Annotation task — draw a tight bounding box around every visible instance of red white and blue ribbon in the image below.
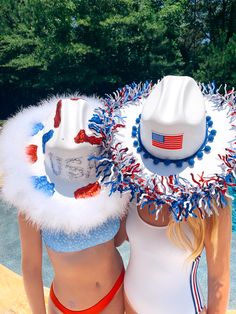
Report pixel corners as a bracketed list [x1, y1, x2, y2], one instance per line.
[190, 256, 205, 313]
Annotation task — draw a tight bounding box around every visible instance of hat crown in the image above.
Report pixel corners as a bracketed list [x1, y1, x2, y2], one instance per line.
[142, 76, 205, 124]
[43, 98, 100, 187]
[46, 98, 97, 150]
[140, 76, 206, 160]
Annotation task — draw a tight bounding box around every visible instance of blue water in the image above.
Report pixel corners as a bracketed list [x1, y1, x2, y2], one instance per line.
[0, 199, 235, 309]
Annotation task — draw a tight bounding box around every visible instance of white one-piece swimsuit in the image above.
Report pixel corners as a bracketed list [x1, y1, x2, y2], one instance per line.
[124, 204, 205, 314]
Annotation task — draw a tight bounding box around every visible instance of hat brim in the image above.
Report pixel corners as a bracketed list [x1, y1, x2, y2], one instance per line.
[117, 98, 234, 180]
[89, 82, 235, 220]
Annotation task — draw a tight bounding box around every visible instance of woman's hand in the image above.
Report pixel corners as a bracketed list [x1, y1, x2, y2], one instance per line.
[18, 213, 47, 314]
[204, 203, 232, 314]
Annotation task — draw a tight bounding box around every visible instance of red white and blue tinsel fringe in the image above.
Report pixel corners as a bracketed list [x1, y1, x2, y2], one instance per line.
[89, 81, 236, 221]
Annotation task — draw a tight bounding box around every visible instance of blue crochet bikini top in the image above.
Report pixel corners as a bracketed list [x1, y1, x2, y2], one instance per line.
[41, 218, 120, 253]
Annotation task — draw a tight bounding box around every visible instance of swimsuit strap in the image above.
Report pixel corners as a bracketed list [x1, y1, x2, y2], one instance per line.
[50, 267, 125, 313]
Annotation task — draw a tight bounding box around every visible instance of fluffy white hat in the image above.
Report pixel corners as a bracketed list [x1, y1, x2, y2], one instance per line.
[89, 76, 236, 220]
[0, 95, 129, 233]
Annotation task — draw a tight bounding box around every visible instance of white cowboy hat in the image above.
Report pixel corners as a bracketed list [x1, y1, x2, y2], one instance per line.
[89, 76, 236, 220]
[0, 96, 128, 233]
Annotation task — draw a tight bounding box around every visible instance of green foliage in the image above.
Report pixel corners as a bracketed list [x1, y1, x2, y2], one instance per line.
[195, 33, 236, 87]
[0, 0, 235, 118]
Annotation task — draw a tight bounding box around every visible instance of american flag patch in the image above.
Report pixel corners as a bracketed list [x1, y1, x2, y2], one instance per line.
[152, 131, 183, 150]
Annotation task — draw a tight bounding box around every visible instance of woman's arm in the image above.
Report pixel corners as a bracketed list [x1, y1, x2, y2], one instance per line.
[204, 204, 232, 314]
[114, 215, 128, 247]
[18, 213, 47, 314]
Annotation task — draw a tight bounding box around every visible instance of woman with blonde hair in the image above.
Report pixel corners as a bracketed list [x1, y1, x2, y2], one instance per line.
[0, 96, 128, 314]
[90, 76, 234, 313]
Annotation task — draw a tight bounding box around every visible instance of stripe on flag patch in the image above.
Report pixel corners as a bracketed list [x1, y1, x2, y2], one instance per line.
[152, 131, 183, 150]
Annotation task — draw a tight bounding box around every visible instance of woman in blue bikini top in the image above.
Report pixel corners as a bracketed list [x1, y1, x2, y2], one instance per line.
[0, 96, 128, 314]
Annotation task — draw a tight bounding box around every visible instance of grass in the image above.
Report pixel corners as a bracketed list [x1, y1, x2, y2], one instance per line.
[0, 120, 5, 127]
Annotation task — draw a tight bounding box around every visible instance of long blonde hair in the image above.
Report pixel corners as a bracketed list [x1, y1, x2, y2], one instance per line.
[167, 209, 220, 261]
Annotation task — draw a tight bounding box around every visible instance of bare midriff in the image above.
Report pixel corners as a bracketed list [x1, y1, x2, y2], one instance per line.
[47, 239, 124, 311]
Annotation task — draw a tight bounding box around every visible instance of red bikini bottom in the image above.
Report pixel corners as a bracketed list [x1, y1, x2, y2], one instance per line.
[50, 267, 125, 313]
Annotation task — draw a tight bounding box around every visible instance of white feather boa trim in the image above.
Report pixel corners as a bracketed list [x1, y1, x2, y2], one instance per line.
[0, 95, 129, 233]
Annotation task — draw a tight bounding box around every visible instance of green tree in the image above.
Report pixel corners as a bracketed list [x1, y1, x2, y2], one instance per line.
[195, 33, 236, 87]
[0, 0, 184, 118]
[0, 0, 235, 118]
